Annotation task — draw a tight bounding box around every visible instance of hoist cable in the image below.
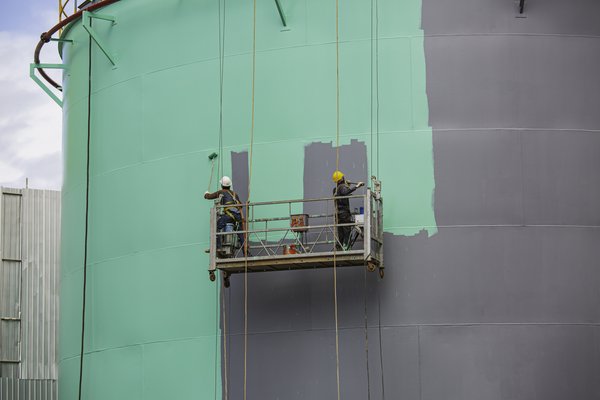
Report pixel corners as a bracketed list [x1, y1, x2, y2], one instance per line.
[364, 1, 375, 397]
[77, 19, 93, 400]
[375, 0, 380, 177]
[213, 271, 219, 400]
[333, 0, 342, 399]
[378, 285, 385, 400]
[364, 266, 372, 400]
[373, 0, 385, 395]
[370, 0, 374, 177]
[214, 2, 228, 398]
[217, 0, 227, 182]
[221, 275, 230, 400]
[243, 0, 257, 398]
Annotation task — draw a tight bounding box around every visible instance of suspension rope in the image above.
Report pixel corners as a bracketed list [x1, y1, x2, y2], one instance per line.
[364, 266, 372, 399]
[217, 0, 226, 182]
[77, 18, 93, 400]
[213, 276, 218, 400]
[364, 1, 375, 397]
[375, 0, 380, 177]
[243, 0, 257, 398]
[333, 0, 342, 399]
[214, 2, 228, 399]
[378, 284, 385, 400]
[221, 275, 229, 400]
[373, 1, 385, 397]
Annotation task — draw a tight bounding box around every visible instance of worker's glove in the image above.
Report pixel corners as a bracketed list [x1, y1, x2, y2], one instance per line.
[356, 182, 365, 188]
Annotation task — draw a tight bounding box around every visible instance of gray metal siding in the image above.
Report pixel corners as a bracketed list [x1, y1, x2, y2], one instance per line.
[0, 378, 57, 400]
[1, 190, 23, 377]
[0, 188, 60, 385]
[1, 191, 22, 261]
[20, 189, 61, 380]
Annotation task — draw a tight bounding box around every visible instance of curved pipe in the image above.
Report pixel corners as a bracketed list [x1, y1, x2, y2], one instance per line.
[33, 0, 120, 90]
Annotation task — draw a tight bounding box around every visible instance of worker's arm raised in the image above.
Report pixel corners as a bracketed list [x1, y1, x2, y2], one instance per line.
[204, 190, 222, 200]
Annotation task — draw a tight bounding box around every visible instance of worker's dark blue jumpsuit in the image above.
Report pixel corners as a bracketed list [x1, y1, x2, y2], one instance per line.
[205, 189, 245, 249]
[333, 181, 358, 250]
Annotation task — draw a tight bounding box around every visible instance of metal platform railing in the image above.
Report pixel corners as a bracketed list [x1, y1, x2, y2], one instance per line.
[208, 180, 383, 286]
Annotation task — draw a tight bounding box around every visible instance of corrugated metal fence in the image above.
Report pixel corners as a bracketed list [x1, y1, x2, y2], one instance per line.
[0, 188, 60, 400]
[0, 378, 57, 400]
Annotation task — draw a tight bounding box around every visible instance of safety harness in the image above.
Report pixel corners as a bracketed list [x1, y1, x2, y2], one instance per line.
[221, 189, 241, 219]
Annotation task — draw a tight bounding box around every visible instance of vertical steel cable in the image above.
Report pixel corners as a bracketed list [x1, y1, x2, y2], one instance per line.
[217, 0, 227, 182]
[364, 267, 372, 400]
[365, 0, 375, 395]
[243, 0, 257, 398]
[214, 3, 225, 397]
[375, 0, 380, 178]
[221, 275, 229, 400]
[373, 0, 385, 396]
[77, 17, 93, 400]
[333, 0, 342, 399]
[370, 0, 374, 177]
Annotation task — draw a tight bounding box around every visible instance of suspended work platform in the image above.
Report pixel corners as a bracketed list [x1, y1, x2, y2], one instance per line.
[208, 178, 383, 286]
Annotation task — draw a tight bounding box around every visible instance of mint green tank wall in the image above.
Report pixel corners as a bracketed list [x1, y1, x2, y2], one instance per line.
[58, 0, 436, 399]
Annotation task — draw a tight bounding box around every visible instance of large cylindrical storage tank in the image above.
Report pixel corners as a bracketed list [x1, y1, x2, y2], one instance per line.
[57, 0, 600, 399]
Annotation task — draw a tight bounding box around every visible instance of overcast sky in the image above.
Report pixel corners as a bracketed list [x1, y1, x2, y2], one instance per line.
[0, 0, 62, 190]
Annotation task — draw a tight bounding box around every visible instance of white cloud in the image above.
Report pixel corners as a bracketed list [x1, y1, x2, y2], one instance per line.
[0, 31, 62, 190]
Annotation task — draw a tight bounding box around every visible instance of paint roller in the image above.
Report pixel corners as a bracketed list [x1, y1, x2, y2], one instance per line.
[206, 152, 219, 191]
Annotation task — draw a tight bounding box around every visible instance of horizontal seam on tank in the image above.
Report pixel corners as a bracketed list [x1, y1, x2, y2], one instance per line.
[88, 243, 208, 266]
[60, 243, 207, 278]
[110, 130, 431, 170]
[59, 33, 599, 98]
[224, 322, 600, 337]
[69, 35, 426, 93]
[424, 32, 600, 39]
[432, 128, 600, 133]
[58, 336, 218, 360]
[93, 133, 377, 175]
[68, 130, 434, 181]
[387, 224, 600, 229]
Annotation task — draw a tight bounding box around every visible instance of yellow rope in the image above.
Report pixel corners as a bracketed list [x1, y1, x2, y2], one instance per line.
[243, 0, 257, 398]
[221, 277, 229, 400]
[333, 0, 341, 399]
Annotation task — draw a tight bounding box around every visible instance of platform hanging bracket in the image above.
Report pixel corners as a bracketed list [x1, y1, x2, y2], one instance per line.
[274, 0, 289, 29]
[82, 11, 118, 68]
[30, 63, 68, 107]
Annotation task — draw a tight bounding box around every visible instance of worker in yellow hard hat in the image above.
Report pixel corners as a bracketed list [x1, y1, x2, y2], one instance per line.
[332, 171, 364, 251]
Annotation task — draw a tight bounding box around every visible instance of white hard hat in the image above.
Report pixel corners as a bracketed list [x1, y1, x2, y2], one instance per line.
[220, 176, 232, 187]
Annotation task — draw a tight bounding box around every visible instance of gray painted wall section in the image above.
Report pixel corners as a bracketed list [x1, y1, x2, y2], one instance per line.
[0, 188, 60, 398]
[221, 0, 600, 399]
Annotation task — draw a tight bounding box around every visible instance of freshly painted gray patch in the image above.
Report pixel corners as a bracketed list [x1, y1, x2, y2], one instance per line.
[421, 0, 600, 397]
[381, 228, 600, 325]
[434, 129, 600, 227]
[433, 130, 523, 226]
[221, 2, 600, 398]
[230, 151, 249, 203]
[424, 36, 600, 130]
[422, 0, 600, 36]
[522, 130, 600, 226]
[419, 325, 600, 400]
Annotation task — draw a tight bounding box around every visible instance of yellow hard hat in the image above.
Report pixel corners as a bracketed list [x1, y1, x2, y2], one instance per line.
[332, 170, 344, 183]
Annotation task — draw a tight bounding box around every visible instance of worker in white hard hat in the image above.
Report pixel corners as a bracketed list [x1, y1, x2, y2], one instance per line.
[332, 170, 364, 251]
[204, 176, 247, 255]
